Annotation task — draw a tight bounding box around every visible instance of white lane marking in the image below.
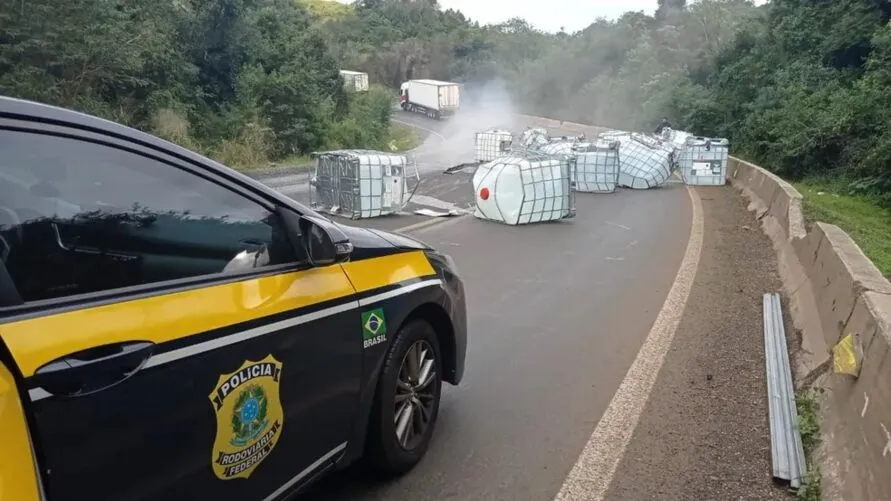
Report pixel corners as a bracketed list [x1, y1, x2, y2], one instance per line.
[391, 118, 445, 139]
[606, 221, 631, 231]
[862, 392, 870, 418]
[554, 185, 704, 501]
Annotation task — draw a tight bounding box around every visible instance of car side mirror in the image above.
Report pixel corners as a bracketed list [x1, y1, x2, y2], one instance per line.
[297, 215, 353, 266]
[276, 206, 352, 266]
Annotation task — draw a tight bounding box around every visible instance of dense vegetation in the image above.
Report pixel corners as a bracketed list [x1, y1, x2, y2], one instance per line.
[0, 0, 399, 168]
[305, 0, 891, 204]
[2, 0, 890, 204]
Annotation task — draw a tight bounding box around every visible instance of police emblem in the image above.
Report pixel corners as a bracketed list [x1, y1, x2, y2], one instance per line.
[209, 355, 284, 480]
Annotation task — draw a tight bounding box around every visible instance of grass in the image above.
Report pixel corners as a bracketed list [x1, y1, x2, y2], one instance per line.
[795, 390, 822, 501]
[795, 179, 891, 278]
[232, 121, 422, 171]
[386, 122, 422, 152]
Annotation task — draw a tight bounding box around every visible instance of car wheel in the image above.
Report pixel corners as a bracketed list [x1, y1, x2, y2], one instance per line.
[366, 319, 442, 475]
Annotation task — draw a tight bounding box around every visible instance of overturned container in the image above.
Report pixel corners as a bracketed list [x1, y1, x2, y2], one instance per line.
[570, 140, 621, 193]
[472, 149, 576, 225]
[539, 139, 578, 158]
[617, 133, 674, 189]
[475, 129, 513, 163]
[309, 150, 419, 219]
[519, 127, 551, 150]
[679, 137, 729, 186]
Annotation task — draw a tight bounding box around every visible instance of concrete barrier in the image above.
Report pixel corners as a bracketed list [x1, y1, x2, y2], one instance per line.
[518, 113, 891, 501]
[720, 152, 891, 501]
[727, 157, 806, 241]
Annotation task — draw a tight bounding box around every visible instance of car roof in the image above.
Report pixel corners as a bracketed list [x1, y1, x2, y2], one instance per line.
[0, 95, 319, 216]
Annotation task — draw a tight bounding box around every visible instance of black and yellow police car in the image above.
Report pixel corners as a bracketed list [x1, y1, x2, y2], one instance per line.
[0, 96, 467, 500]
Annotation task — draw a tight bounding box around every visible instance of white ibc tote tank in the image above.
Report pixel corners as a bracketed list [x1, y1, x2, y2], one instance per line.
[571, 140, 620, 193]
[472, 150, 575, 225]
[310, 150, 415, 218]
[616, 134, 674, 189]
[474, 129, 513, 162]
[539, 139, 577, 158]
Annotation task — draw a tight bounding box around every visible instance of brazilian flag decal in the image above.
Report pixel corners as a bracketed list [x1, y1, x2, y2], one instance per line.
[362, 308, 387, 349]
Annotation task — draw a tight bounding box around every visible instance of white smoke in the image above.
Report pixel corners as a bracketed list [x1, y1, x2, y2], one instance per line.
[426, 79, 522, 165]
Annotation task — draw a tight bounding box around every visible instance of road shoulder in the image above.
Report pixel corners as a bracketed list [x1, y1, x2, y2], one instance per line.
[603, 185, 792, 501]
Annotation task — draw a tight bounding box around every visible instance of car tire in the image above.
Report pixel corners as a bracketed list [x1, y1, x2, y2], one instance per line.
[365, 319, 442, 476]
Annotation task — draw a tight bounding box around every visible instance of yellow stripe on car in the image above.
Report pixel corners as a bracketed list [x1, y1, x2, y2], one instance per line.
[341, 251, 435, 292]
[1, 251, 435, 378]
[1, 266, 354, 378]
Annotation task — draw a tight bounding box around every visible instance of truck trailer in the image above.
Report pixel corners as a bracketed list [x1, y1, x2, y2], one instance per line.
[339, 70, 369, 92]
[399, 79, 460, 119]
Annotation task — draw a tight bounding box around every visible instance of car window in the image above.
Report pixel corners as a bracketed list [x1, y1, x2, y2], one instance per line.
[0, 130, 302, 303]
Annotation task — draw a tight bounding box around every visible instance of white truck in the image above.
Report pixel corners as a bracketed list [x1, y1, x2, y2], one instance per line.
[399, 79, 460, 119]
[339, 70, 369, 92]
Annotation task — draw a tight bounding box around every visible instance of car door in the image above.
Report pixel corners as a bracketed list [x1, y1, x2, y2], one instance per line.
[0, 126, 363, 501]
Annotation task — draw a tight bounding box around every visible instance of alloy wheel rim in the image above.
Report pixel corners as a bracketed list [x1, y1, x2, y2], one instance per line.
[394, 339, 437, 450]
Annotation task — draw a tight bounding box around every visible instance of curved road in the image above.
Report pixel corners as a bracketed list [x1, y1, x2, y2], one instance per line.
[301, 111, 694, 500]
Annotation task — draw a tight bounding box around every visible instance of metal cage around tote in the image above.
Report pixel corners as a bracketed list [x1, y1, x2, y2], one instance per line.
[309, 149, 420, 219]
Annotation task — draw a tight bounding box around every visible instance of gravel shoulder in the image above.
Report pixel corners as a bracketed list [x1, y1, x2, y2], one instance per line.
[603, 185, 793, 501]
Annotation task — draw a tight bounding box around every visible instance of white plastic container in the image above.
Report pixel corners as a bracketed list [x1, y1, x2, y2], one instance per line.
[679, 137, 729, 186]
[472, 150, 575, 225]
[475, 129, 513, 162]
[310, 150, 416, 219]
[616, 133, 673, 189]
[539, 139, 577, 158]
[571, 140, 620, 193]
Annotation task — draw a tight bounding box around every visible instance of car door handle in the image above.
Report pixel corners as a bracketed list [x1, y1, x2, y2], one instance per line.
[31, 341, 155, 398]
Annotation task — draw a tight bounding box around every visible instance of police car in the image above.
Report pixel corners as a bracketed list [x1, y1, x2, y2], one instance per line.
[0, 96, 467, 500]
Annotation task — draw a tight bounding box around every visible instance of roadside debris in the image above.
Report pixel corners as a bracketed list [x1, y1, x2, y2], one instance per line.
[832, 332, 863, 377]
[413, 208, 463, 217]
[763, 292, 807, 490]
[443, 162, 479, 174]
[472, 149, 575, 225]
[309, 149, 420, 219]
[519, 127, 551, 149]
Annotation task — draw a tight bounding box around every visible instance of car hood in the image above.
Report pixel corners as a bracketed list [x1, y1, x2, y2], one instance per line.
[334, 223, 430, 259]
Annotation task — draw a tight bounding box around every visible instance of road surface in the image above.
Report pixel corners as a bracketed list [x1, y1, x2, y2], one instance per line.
[293, 111, 697, 500]
[253, 110, 787, 500]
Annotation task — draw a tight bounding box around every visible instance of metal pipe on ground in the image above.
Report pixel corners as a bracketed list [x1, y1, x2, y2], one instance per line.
[763, 292, 807, 489]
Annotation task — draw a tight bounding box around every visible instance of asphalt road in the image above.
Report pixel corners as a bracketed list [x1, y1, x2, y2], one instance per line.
[296, 110, 695, 500]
